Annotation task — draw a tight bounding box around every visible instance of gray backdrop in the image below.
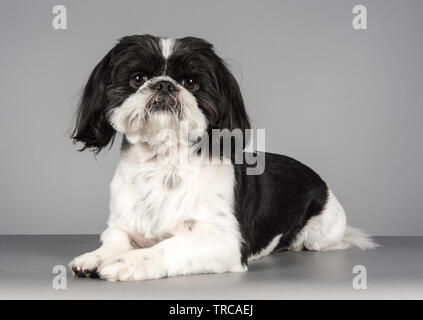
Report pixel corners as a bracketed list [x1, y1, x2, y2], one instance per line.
[1, 0, 422, 235]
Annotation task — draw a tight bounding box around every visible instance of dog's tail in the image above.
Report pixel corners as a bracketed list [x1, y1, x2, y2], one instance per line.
[337, 226, 379, 250]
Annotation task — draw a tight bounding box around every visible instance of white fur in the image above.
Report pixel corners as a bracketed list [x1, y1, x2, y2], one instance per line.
[160, 38, 175, 59]
[109, 76, 207, 146]
[69, 227, 133, 274]
[248, 234, 282, 262]
[341, 225, 379, 250]
[94, 149, 245, 281]
[289, 189, 377, 251]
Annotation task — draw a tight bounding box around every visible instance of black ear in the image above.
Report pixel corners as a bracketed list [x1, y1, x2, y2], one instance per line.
[72, 50, 115, 153]
[202, 56, 251, 158]
[214, 57, 251, 135]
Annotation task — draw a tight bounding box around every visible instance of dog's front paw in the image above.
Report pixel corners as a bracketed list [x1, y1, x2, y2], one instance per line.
[97, 250, 166, 282]
[69, 252, 102, 278]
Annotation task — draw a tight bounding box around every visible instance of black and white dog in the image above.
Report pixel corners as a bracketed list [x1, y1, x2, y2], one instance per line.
[70, 35, 376, 281]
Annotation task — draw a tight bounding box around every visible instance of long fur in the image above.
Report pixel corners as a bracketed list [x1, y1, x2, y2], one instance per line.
[341, 226, 380, 250]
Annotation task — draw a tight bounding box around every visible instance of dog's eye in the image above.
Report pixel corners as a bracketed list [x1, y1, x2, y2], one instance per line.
[181, 79, 199, 91]
[130, 73, 148, 89]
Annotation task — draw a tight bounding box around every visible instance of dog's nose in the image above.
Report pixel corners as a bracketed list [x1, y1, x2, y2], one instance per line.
[154, 80, 175, 93]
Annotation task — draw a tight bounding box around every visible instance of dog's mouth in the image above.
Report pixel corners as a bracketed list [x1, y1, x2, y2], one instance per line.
[147, 93, 179, 113]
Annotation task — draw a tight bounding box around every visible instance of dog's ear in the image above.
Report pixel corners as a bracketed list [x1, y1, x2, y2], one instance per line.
[208, 57, 251, 155]
[72, 50, 115, 153]
[213, 58, 251, 135]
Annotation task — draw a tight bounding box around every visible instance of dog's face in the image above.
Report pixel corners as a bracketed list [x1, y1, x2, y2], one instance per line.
[72, 35, 250, 152]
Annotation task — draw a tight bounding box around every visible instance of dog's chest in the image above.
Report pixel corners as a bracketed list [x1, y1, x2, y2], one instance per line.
[108, 155, 235, 239]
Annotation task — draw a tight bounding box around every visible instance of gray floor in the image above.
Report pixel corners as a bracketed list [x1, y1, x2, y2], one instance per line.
[0, 235, 422, 299]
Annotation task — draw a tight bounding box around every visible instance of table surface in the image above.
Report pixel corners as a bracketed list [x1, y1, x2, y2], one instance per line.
[0, 235, 422, 299]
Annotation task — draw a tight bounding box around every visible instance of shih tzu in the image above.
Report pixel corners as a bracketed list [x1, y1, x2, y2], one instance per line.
[69, 35, 376, 281]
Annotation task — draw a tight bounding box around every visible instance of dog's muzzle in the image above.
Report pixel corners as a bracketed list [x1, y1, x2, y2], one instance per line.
[148, 80, 179, 112]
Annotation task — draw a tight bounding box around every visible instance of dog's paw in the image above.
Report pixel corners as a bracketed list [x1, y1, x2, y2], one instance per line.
[97, 257, 130, 281]
[97, 250, 166, 282]
[69, 252, 102, 278]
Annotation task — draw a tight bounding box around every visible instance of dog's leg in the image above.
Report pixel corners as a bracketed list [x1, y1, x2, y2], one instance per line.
[69, 227, 133, 278]
[97, 227, 246, 281]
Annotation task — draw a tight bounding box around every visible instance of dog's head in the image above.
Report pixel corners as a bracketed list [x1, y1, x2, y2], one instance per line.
[72, 35, 250, 153]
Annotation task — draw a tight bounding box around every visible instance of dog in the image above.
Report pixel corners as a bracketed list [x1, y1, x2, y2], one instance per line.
[69, 35, 376, 281]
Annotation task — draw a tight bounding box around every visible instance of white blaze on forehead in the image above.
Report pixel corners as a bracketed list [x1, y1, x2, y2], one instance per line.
[160, 38, 175, 59]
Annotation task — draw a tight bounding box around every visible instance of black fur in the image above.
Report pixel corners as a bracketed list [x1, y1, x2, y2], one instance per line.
[234, 152, 328, 265]
[72, 49, 115, 152]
